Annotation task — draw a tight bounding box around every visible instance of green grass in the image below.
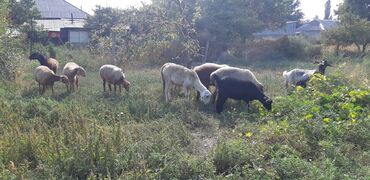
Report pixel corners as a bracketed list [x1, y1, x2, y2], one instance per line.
[0, 49, 369, 179]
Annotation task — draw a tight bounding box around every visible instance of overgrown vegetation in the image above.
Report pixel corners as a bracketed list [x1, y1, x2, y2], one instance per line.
[0, 0, 369, 179]
[0, 46, 369, 179]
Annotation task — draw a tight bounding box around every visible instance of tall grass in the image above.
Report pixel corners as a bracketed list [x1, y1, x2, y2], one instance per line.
[0, 47, 369, 179]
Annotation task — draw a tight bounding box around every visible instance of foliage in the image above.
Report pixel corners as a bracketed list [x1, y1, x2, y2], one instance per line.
[324, 0, 331, 19]
[325, 0, 370, 55]
[8, 0, 40, 32]
[0, 44, 369, 179]
[241, 36, 321, 61]
[85, 0, 303, 65]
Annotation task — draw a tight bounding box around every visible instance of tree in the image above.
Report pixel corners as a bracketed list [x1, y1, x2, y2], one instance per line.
[196, 0, 302, 60]
[337, 0, 369, 20]
[325, 0, 370, 56]
[8, 0, 40, 31]
[324, 0, 331, 19]
[0, 0, 8, 53]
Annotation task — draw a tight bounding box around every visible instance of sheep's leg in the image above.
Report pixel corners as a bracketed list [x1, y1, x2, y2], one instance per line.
[75, 78, 79, 90]
[216, 95, 227, 113]
[108, 83, 112, 91]
[103, 80, 106, 92]
[211, 88, 217, 104]
[164, 81, 171, 102]
[243, 100, 251, 111]
[38, 83, 42, 93]
[119, 84, 122, 93]
[51, 85, 54, 96]
[183, 86, 189, 100]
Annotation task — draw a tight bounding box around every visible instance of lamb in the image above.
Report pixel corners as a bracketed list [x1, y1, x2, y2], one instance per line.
[193, 63, 229, 99]
[62, 62, 86, 92]
[283, 60, 333, 90]
[160, 62, 212, 104]
[29, 52, 59, 73]
[99, 64, 130, 93]
[210, 66, 264, 92]
[213, 74, 272, 113]
[34, 65, 69, 95]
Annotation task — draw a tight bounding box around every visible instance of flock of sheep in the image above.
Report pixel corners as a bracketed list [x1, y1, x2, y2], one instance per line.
[29, 52, 333, 113]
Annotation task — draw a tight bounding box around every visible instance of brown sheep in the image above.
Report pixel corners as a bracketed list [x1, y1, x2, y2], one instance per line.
[29, 52, 59, 73]
[34, 65, 69, 95]
[62, 62, 86, 92]
[193, 63, 229, 100]
[99, 64, 130, 93]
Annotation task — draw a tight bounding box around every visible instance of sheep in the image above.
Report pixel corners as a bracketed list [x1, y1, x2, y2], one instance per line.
[34, 65, 69, 95]
[160, 62, 212, 104]
[99, 64, 130, 93]
[210, 66, 264, 92]
[283, 60, 333, 90]
[62, 62, 86, 92]
[29, 52, 59, 73]
[193, 63, 229, 100]
[213, 74, 272, 113]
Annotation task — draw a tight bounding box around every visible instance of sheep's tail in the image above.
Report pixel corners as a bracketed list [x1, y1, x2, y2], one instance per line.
[160, 64, 166, 95]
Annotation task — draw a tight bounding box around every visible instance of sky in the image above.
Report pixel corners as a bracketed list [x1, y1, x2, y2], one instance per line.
[66, 0, 343, 20]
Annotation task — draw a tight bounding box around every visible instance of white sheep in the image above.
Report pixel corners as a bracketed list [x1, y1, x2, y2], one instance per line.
[62, 62, 86, 92]
[34, 65, 69, 95]
[210, 66, 264, 92]
[99, 64, 130, 93]
[283, 60, 333, 90]
[160, 63, 212, 104]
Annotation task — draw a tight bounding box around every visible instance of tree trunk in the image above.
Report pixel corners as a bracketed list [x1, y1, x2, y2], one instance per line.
[355, 43, 361, 52]
[335, 43, 340, 56]
[202, 40, 210, 63]
[362, 43, 367, 53]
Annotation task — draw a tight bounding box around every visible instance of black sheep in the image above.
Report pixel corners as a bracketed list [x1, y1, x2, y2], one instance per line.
[213, 74, 272, 113]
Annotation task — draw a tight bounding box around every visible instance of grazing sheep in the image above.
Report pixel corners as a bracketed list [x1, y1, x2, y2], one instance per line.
[62, 62, 86, 92]
[99, 64, 130, 93]
[210, 66, 264, 92]
[193, 63, 229, 100]
[213, 74, 272, 113]
[34, 65, 69, 95]
[283, 60, 333, 90]
[29, 52, 59, 73]
[160, 62, 212, 104]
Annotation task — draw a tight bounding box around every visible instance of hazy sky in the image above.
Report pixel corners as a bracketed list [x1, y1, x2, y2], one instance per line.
[66, 0, 343, 20]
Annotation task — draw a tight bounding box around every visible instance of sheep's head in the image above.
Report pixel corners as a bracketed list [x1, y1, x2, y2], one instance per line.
[29, 52, 43, 60]
[123, 79, 130, 91]
[315, 60, 333, 74]
[200, 90, 212, 104]
[262, 97, 273, 111]
[59, 75, 70, 84]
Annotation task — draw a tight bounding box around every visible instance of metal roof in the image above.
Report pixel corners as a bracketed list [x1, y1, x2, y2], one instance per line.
[296, 20, 338, 32]
[35, 0, 89, 19]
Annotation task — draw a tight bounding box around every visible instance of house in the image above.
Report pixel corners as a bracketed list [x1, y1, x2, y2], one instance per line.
[254, 19, 338, 39]
[34, 0, 90, 44]
[295, 19, 338, 38]
[253, 21, 299, 39]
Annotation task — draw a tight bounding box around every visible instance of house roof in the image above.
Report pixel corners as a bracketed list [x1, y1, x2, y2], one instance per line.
[296, 20, 338, 32]
[35, 0, 89, 19]
[253, 21, 298, 36]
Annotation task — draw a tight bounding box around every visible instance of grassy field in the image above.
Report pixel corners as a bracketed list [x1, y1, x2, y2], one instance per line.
[0, 49, 369, 179]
